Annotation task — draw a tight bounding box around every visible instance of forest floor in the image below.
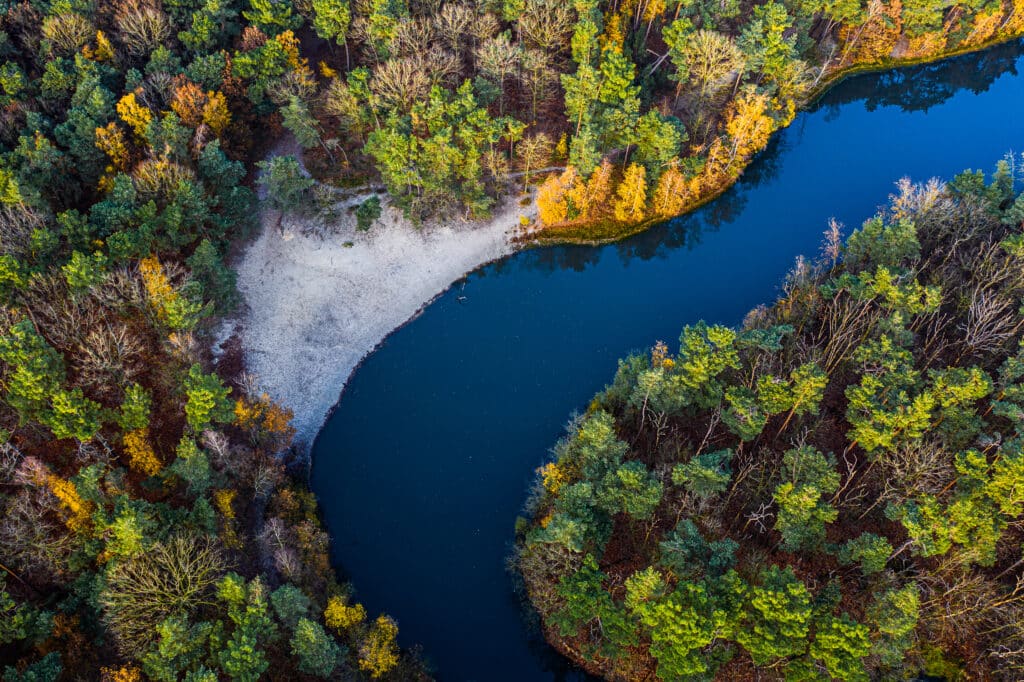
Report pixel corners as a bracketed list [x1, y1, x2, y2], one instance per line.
[224, 142, 532, 453]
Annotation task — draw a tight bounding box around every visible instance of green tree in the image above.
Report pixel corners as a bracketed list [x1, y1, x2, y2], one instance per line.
[671, 449, 733, 499]
[837, 533, 893, 575]
[809, 614, 871, 681]
[596, 460, 663, 519]
[271, 585, 311, 629]
[311, 0, 350, 45]
[738, 1, 796, 85]
[735, 566, 812, 664]
[659, 519, 738, 578]
[242, 0, 299, 34]
[773, 446, 839, 552]
[291, 618, 340, 678]
[630, 580, 725, 678]
[356, 195, 382, 231]
[257, 156, 313, 214]
[183, 364, 233, 433]
[551, 555, 638, 659]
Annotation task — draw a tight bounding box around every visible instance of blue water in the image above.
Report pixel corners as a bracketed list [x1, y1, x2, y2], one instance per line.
[311, 42, 1024, 681]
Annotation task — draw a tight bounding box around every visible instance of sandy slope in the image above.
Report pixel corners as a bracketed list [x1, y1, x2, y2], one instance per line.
[228, 182, 531, 453]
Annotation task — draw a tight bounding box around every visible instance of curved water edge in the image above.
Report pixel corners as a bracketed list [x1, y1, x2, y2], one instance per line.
[309, 41, 1024, 681]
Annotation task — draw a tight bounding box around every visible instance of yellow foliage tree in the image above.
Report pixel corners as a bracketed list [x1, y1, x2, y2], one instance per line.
[83, 30, 115, 61]
[95, 122, 130, 172]
[123, 427, 162, 476]
[726, 91, 773, 164]
[324, 595, 367, 631]
[275, 30, 306, 69]
[214, 489, 236, 519]
[359, 615, 400, 678]
[539, 462, 569, 495]
[613, 162, 647, 223]
[116, 92, 152, 138]
[171, 81, 208, 129]
[651, 163, 689, 218]
[965, 9, 1002, 45]
[202, 91, 231, 136]
[319, 61, 338, 78]
[567, 159, 612, 220]
[47, 474, 93, 534]
[139, 255, 178, 323]
[213, 488, 242, 548]
[234, 393, 296, 449]
[536, 168, 579, 226]
[100, 666, 142, 682]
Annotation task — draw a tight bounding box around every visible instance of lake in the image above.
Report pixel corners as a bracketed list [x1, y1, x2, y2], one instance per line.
[311, 40, 1024, 681]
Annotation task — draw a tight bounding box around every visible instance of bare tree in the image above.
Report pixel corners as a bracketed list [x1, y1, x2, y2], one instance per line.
[100, 534, 226, 656]
[517, 0, 573, 55]
[515, 132, 552, 190]
[114, 0, 172, 59]
[475, 33, 520, 114]
[370, 57, 430, 112]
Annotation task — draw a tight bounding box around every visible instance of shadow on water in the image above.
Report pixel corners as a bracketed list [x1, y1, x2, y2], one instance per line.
[818, 38, 1023, 114]
[311, 39, 1024, 682]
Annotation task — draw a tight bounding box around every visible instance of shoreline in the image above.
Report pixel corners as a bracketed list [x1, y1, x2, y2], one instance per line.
[226, 173, 531, 454]
[527, 32, 1024, 247]
[227, 34, 1023, 458]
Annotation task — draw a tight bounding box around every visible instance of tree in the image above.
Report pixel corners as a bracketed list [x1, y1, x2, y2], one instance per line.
[658, 519, 738, 578]
[280, 97, 322, 149]
[613, 163, 647, 223]
[475, 33, 520, 115]
[773, 446, 839, 552]
[311, 0, 350, 45]
[738, 1, 797, 85]
[838, 533, 893, 575]
[291, 618, 340, 678]
[115, 6, 171, 58]
[725, 90, 774, 165]
[681, 30, 744, 104]
[809, 614, 871, 681]
[536, 170, 575, 225]
[242, 0, 299, 35]
[2, 652, 62, 682]
[672, 449, 733, 499]
[187, 240, 238, 313]
[358, 615, 400, 678]
[629, 580, 724, 678]
[735, 566, 812, 664]
[515, 133, 552, 190]
[100, 535, 225, 656]
[596, 461, 663, 519]
[356, 196, 382, 231]
[270, 586, 311, 630]
[257, 156, 313, 213]
[551, 555, 638, 659]
[183, 364, 233, 433]
[324, 596, 366, 631]
[651, 163, 690, 218]
[632, 112, 686, 175]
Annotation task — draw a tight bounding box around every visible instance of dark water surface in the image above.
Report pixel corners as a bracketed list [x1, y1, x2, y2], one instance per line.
[311, 42, 1024, 681]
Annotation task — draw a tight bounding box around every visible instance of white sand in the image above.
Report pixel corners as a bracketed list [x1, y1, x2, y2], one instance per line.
[228, 165, 533, 453]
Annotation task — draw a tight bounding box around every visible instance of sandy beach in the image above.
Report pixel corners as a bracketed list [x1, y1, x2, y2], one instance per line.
[225, 158, 532, 452]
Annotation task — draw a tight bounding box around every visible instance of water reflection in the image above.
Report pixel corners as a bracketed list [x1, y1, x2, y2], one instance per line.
[818, 38, 1023, 113]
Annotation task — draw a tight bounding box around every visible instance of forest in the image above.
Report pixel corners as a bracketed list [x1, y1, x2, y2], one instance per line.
[515, 161, 1024, 680]
[1, 0, 1022, 672]
[0, 0, 429, 678]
